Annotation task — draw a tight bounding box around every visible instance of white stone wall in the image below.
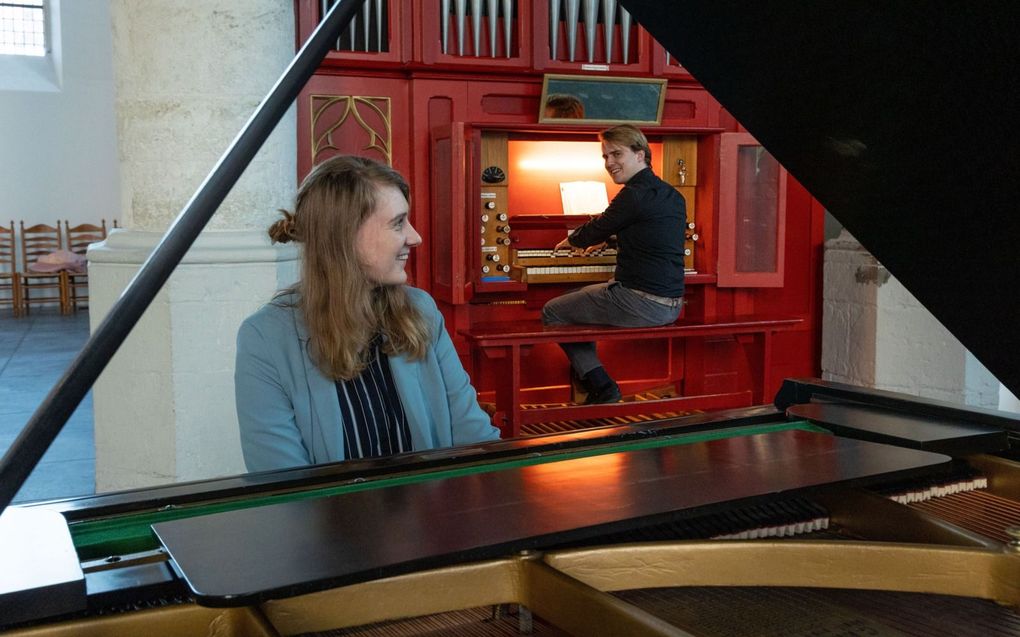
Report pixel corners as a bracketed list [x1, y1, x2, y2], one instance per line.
[822, 229, 999, 408]
[0, 0, 120, 267]
[91, 1, 299, 491]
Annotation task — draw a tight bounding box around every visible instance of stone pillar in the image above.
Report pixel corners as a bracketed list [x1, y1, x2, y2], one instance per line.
[822, 230, 999, 408]
[89, 2, 299, 490]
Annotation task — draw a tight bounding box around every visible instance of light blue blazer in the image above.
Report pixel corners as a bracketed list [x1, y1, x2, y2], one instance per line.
[235, 287, 500, 472]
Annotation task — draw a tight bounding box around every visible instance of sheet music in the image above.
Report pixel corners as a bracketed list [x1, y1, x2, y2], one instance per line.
[559, 181, 609, 215]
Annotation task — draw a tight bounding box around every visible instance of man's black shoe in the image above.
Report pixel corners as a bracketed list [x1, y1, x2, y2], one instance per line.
[583, 381, 622, 405]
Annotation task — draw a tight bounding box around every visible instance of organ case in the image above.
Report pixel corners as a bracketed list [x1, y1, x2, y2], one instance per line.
[297, 0, 823, 411]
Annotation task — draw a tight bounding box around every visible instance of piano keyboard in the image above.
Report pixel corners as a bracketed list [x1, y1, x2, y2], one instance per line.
[544, 497, 833, 549]
[873, 465, 987, 504]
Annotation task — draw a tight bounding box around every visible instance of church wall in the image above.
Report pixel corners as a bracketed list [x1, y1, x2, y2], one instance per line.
[0, 0, 120, 268]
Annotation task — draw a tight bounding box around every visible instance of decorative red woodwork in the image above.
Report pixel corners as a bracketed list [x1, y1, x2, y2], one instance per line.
[718, 132, 788, 288]
[661, 86, 720, 130]
[429, 123, 476, 305]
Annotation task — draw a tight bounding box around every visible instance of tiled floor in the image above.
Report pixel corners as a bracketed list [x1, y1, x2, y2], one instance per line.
[0, 307, 94, 504]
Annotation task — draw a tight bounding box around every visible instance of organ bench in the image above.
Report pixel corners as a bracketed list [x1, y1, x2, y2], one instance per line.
[460, 315, 804, 437]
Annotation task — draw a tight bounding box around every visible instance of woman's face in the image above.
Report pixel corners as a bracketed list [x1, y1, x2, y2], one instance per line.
[355, 185, 421, 286]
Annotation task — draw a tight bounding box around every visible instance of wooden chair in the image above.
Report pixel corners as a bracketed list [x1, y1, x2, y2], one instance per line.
[63, 219, 108, 311]
[0, 221, 22, 317]
[19, 221, 67, 314]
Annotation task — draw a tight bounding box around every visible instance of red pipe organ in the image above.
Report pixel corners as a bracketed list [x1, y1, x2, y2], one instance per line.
[294, 0, 825, 430]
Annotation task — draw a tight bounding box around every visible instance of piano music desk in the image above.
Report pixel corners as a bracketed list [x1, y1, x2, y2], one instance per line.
[460, 315, 803, 436]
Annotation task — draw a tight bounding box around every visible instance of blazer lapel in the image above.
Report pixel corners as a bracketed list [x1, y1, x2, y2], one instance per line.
[293, 306, 345, 463]
[388, 353, 435, 450]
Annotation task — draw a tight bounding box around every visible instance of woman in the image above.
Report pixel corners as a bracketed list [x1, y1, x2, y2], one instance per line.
[235, 155, 499, 472]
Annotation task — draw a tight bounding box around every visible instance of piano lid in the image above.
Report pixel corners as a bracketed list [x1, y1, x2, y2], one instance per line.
[620, 2, 1020, 398]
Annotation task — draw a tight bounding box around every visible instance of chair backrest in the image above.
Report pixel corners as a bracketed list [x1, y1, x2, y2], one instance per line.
[19, 221, 62, 268]
[64, 220, 108, 255]
[0, 221, 15, 273]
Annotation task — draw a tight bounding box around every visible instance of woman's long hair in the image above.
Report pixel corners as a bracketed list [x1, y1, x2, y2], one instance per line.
[268, 156, 430, 380]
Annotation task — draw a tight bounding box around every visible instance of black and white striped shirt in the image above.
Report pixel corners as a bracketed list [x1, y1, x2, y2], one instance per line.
[335, 341, 412, 460]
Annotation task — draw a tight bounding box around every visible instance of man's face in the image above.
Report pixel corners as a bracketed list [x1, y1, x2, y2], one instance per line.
[601, 140, 646, 184]
[354, 185, 421, 286]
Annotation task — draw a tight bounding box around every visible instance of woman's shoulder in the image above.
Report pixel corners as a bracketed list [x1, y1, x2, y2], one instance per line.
[241, 293, 300, 335]
[404, 286, 439, 313]
[403, 286, 443, 335]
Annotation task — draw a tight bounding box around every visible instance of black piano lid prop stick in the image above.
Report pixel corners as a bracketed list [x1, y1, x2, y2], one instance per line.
[0, 0, 369, 515]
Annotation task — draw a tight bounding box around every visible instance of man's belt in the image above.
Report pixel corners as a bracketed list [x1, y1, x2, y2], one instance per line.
[625, 286, 683, 308]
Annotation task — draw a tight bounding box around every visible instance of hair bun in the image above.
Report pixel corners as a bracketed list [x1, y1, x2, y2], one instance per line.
[268, 209, 298, 244]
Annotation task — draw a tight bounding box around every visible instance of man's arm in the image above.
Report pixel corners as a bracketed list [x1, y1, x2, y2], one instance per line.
[564, 188, 639, 248]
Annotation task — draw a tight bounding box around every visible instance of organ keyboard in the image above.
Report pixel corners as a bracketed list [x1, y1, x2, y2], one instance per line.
[510, 247, 618, 283]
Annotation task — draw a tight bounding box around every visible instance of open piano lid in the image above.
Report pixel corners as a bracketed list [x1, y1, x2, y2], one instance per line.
[620, 2, 1020, 398]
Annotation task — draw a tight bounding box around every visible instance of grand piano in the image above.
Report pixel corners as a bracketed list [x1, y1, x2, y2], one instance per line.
[3, 2, 1020, 635]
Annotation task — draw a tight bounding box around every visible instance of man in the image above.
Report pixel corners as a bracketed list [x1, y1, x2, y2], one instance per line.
[541, 125, 686, 404]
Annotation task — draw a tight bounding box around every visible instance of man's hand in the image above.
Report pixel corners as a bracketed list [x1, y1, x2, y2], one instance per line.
[582, 241, 607, 256]
[554, 236, 575, 252]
